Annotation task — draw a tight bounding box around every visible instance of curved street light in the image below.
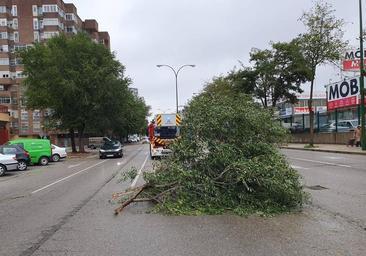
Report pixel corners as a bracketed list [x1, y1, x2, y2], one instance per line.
[156, 64, 195, 113]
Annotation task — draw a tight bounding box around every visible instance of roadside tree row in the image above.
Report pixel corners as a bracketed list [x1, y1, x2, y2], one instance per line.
[20, 33, 149, 152]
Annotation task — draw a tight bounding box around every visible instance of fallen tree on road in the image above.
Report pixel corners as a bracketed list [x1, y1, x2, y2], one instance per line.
[113, 93, 307, 216]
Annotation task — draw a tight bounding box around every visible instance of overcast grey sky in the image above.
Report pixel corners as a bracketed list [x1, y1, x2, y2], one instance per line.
[71, 0, 359, 115]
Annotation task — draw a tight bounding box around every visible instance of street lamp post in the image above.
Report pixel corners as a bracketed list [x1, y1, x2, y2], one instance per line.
[156, 64, 195, 114]
[359, 0, 366, 150]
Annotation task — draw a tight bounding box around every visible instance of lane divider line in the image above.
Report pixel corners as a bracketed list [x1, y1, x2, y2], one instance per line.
[291, 165, 309, 170]
[130, 154, 149, 188]
[31, 160, 108, 194]
[290, 157, 352, 168]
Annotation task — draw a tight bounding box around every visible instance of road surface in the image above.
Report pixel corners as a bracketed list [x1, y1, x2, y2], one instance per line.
[0, 145, 365, 256]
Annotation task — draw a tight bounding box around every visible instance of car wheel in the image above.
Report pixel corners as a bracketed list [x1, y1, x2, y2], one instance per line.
[0, 164, 6, 176]
[99, 155, 105, 159]
[51, 154, 60, 162]
[17, 160, 28, 171]
[39, 156, 49, 166]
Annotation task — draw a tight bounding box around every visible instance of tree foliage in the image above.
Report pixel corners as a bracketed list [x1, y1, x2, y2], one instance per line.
[20, 33, 149, 152]
[297, 0, 348, 146]
[114, 93, 306, 215]
[203, 40, 311, 108]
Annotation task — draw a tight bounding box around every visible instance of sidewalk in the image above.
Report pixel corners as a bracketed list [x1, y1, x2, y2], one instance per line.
[281, 143, 366, 155]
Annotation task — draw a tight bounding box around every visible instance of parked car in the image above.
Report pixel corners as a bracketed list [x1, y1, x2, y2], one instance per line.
[99, 141, 123, 159]
[51, 144, 67, 162]
[0, 153, 18, 176]
[128, 134, 140, 143]
[141, 136, 150, 144]
[7, 139, 52, 166]
[0, 145, 31, 171]
[319, 119, 359, 133]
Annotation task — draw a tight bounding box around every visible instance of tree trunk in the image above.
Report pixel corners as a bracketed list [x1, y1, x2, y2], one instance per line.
[70, 128, 77, 153]
[309, 78, 315, 147]
[78, 126, 85, 153]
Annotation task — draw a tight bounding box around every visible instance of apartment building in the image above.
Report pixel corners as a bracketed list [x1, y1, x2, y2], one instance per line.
[0, 0, 110, 139]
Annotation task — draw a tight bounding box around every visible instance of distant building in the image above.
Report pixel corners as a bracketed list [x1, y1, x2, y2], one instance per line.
[278, 93, 327, 128]
[0, 0, 110, 139]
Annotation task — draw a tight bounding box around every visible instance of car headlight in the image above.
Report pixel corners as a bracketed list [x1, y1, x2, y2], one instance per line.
[100, 149, 105, 153]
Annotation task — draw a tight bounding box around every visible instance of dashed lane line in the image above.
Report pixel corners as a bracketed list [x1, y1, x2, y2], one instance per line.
[31, 160, 108, 194]
[290, 157, 352, 168]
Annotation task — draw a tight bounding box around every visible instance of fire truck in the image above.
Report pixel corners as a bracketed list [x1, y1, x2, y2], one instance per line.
[148, 113, 181, 159]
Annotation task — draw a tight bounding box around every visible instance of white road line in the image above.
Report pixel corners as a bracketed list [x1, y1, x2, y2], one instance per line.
[32, 160, 107, 194]
[290, 157, 352, 168]
[130, 154, 149, 188]
[67, 163, 83, 169]
[291, 165, 309, 170]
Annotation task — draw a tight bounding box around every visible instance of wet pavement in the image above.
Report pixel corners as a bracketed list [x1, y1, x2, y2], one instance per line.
[2, 144, 366, 255]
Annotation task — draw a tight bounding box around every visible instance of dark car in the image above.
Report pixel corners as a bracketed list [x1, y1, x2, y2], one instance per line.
[0, 145, 31, 171]
[99, 141, 123, 159]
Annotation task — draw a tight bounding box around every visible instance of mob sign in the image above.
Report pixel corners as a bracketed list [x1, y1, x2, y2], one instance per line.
[326, 77, 364, 110]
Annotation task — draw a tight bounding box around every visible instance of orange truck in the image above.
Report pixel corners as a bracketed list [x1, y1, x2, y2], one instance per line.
[148, 113, 181, 159]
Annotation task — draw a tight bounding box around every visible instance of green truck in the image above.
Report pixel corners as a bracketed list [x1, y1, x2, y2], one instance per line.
[8, 139, 52, 166]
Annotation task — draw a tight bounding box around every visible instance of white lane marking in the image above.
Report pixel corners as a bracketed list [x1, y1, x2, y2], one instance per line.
[130, 154, 149, 188]
[67, 163, 83, 169]
[32, 160, 108, 194]
[291, 165, 309, 170]
[290, 157, 352, 168]
[324, 156, 345, 160]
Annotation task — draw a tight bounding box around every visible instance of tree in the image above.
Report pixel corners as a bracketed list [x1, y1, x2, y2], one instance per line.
[20, 33, 129, 152]
[114, 92, 306, 215]
[298, 0, 348, 146]
[249, 40, 311, 108]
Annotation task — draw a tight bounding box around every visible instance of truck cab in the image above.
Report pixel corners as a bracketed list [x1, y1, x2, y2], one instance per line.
[149, 113, 181, 159]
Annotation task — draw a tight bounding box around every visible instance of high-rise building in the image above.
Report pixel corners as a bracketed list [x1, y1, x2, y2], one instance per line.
[0, 0, 110, 139]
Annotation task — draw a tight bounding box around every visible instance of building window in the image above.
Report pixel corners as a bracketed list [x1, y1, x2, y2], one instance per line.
[0, 58, 9, 65]
[0, 45, 8, 52]
[0, 6, 6, 14]
[0, 85, 4, 91]
[34, 31, 40, 42]
[11, 5, 17, 16]
[42, 5, 58, 13]
[13, 32, 19, 43]
[42, 31, 59, 39]
[0, 97, 11, 104]
[66, 13, 75, 21]
[0, 32, 8, 39]
[0, 18, 6, 26]
[43, 18, 59, 26]
[33, 19, 39, 30]
[16, 71, 25, 78]
[21, 110, 28, 121]
[33, 122, 41, 133]
[33, 110, 41, 121]
[32, 5, 38, 16]
[12, 18, 18, 29]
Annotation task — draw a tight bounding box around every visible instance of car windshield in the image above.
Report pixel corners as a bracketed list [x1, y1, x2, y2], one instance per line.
[350, 120, 359, 127]
[101, 142, 120, 150]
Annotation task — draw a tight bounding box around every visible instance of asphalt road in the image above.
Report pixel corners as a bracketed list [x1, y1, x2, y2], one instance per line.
[0, 144, 150, 256]
[1, 145, 366, 256]
[283, 148, 366, 228]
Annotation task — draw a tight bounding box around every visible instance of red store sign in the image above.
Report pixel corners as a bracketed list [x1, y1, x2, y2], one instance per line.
[326, 77, 361, 110]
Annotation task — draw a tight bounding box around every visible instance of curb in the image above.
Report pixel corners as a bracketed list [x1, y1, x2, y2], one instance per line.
[281, 146, 366, 156]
